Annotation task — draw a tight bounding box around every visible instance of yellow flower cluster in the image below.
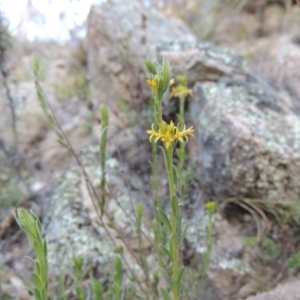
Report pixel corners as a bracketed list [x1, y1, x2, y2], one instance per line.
[169, 84, 193, 98]
[205, 201, 217, 214]
[147, 121, 194, 149]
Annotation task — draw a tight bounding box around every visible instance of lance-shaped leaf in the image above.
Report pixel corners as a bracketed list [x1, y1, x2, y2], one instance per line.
[171, 195, 179, 219]
[157, 208, 172, 232]
[172, 164, 178, 188]
[177, 266, 185, 294]
[160, 146, 168, 170]
[145, 60, 157, 75]
[160, 287, 172, 300]
[162, 56, 171, 92]
[179, 224, 189, 248]
[160, 244, 173, 262]
[160, 267, 173, 288]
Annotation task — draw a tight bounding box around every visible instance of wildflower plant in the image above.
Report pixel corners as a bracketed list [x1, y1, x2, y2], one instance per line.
[146, 58, 194, 300]
[15, 208, 48, 300]
[14, 55, 215, 300]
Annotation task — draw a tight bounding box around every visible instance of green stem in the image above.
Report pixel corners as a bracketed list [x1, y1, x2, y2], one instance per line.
[179, 96, 185, 130]
[198, 213, 214, 294]
[167, 147, 179, 300]
[157, 101, 163, 129]
[167, 147, 176, 198]
[178, 96, 186, 197]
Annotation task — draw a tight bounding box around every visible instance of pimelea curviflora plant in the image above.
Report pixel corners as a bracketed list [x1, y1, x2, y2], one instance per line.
[146, 58, 194, 300]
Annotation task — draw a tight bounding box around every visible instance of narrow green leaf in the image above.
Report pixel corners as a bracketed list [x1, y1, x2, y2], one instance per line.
[160, 146, 168, 170]
[160, 287, 172, 300]
[159, 245, 173, 262]
[171, 195, 179, 219]
[33, 287, 42, 300]
[114, 257, 123, 286]
[172, 164, 178, 187]
[177, 266, 185, 293]
[169, 237, 174, 259]
[32, 273, 42, 288]
[43, 240, 47, 257]
[157, 79, 164, 101]
[145, 60, 157, 75]
[160, 267, 172, 288]
[136, 203, 143, 226]
[93, 280, 103, 300]
[113, 246, 124, 255]
[157, 208, 171, 232]
[162, 56, 171, 92]
[179, 224, 189, 248]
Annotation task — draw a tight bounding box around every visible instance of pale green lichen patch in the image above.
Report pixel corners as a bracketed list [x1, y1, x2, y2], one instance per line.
[43, 145, 153, 282]
[43, 160, 116, 277]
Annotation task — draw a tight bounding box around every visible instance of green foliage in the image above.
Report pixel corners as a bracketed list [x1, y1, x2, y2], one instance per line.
[261, 237, 280, 261]
[53, 70, 90, 102]
[73, 257, 85, 300]
[56, 275, 68, 300]
[146, 57, 189, 300]
[287, 251, 300, 274]
[32, 55, 68, 148]
[1, 183, 22, 208]
[198, 203, 216, 295]
[27, 55, 216, 300]
[93, 279, 103, 300]
[110, 257, 124, 300]
[100, 105, 109, 216]
[244, 236, 260, 247]
[117, 99, 136, 126]
[244, 236, 280, 262]
[15, 208, 48, 300]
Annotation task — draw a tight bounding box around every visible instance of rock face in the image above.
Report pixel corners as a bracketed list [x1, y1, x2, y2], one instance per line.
[245, 280, 300, 300]
[86, 0, 196, 110]
[190, 79, 300, 201]
[159, 41, 246, 85]
[43, 145, 153, 279]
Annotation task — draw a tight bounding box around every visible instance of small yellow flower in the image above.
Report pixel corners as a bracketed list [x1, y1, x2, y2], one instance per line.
[169, 84, 193, 99]
[147, 121, 194, 149]
[147, 76, 175, 95]
[169, 78, 175, 86]
[205, 201, 217, 214]
[146, 75, 159, 94]
[147, 123, 162, 143]
[174, 125, 194, 143]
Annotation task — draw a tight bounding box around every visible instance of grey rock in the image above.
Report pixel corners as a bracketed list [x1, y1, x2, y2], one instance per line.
[159, 41, 247, 85]
[43, 145, 152, 279]
[190, 80, 300, 201]
[245, 280, 300, 300]
[86, 0, 196, 110]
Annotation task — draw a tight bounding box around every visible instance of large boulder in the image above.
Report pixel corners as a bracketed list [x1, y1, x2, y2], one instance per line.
[43, 145, 153, 279]
[190, 80, 300, 201]
[86, 0, 196, 111]
[245, 280, 300, 300]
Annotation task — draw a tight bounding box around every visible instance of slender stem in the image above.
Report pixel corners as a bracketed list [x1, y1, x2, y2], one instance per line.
[167, 147, 179, 300]
[167, 147, 175, 197]
[178, 95, 187, 198]
[179, 96, 185, 130]
[155, 98, 163, 129]
[198, 213, 214, 294]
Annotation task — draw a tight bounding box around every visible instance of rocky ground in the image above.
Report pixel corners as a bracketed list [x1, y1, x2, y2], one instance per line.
[1, 1, 300, 299]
